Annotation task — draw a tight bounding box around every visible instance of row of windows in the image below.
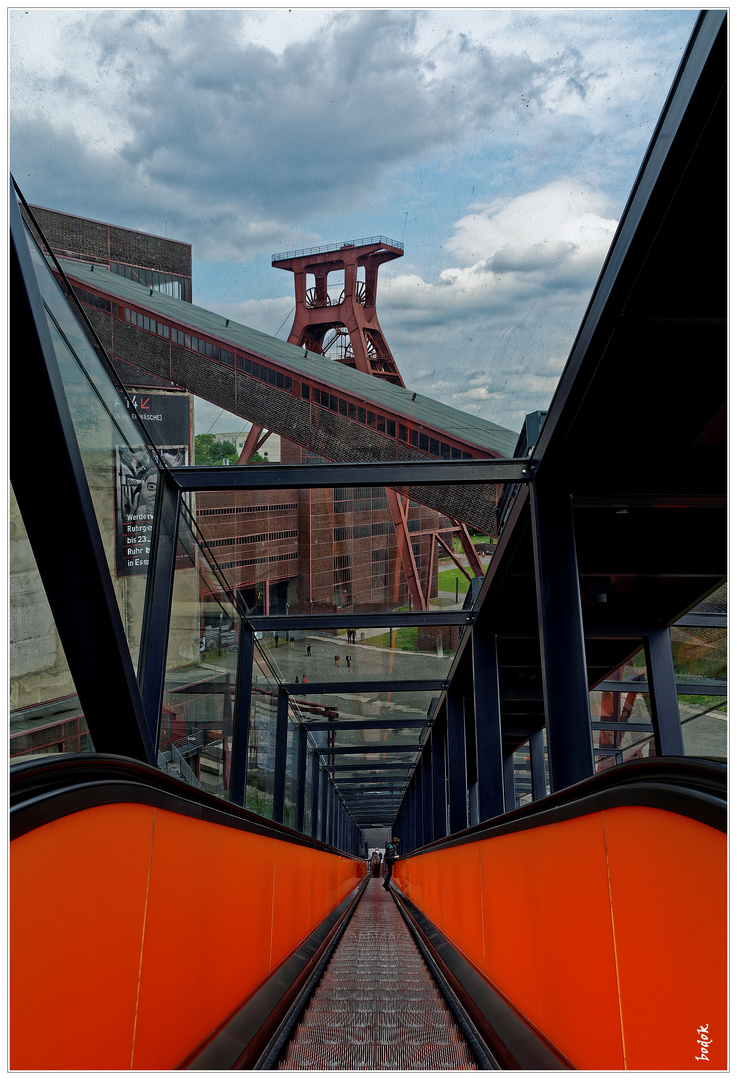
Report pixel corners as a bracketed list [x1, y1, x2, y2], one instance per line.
[334, 499, 388, 514]
[73, 286, 112, 313]
[125, 307, 171, 338]
[198, 503, 298, 518]
[207, 529, 298, 550]
[219, 551, 300, 571]
[335, 487, 385, 499]
[235, 356, 293, 392]
[77, 285, 476, 465]
[111, 262, 191, 301]
[334, 521, 393, 542]
[372, 548, 389, 589]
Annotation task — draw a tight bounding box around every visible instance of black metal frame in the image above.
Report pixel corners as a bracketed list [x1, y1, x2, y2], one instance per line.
[10, 11, 726, 860]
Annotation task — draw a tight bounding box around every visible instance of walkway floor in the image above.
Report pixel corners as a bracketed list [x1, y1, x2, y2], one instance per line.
[277, 877, 478, 1070]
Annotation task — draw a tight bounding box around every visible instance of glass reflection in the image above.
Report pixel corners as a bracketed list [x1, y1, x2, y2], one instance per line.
[188, 484, 505, 619]
[26, 227, 159, 668]
[10, 485, 95, 760]
[158, 506, 238, 798]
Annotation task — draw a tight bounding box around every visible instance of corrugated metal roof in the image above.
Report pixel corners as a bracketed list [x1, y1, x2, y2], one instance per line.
[57, 257, 518, 458]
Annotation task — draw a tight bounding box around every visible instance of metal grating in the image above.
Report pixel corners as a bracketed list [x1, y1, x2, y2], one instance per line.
[276, 878, 478, 1070]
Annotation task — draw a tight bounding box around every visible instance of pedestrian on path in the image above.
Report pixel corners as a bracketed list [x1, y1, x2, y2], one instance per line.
[334, 654, 340, 667]
[346, 654, 351, 669]
[306, 643, 311, 657]
[290, 634, 295, 649]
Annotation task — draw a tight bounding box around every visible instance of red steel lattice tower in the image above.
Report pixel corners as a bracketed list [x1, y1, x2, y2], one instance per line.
[272, 237, 405, 385]
[268, 236, 483, 612]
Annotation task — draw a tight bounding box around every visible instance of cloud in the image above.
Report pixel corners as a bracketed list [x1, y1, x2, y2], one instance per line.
[376, 180, 617, 429]
[10, 8, 682, 262]
[9, 7, 696, 437]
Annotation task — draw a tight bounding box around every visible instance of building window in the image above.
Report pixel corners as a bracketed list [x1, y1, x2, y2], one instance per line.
[334, 553, 352, 608]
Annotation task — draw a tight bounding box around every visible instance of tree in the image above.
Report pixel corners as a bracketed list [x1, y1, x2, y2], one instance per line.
[195, 433, 266, 465]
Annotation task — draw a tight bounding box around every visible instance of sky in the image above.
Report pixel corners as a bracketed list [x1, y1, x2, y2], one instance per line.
[9, 6, 698, 438]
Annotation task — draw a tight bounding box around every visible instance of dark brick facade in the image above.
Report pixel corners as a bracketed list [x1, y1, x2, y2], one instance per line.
[23, 204, 192, 295]
[81, 303, 499, 535]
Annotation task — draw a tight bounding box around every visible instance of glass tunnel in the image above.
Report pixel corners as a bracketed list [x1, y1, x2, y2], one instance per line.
[9, 11, 726, 1071]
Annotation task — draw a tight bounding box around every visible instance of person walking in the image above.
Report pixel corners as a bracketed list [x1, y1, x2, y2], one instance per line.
[383, 837, 400, 890]
[306, 643, 311, 657]
[289, 634, 295, 649]
[334, 654, 340, 667]
[346, 654, 351, 669]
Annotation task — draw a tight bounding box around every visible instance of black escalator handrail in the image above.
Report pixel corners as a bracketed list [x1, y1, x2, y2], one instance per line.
[407, 758, 726, 858]
[10, 752, 343, 854]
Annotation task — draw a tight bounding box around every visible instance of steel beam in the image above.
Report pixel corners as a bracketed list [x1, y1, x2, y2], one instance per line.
[472, 628, 505, 821]
[237, 423, 268, 465]
[446, 687, 467, 834]
[644, 629, 685, 756]
[431, 724, 447, 841]
[529, 727, 547, 801]
[310, 751, 321, 838]
[272, 688, 290, 824]
[248, 612, 473, 630]
[325, 763, 412, 772]
[594, 679, 727, 695]
[386, 488, 426, 612]
[304, 718, 431, 732]
[319, 766, 328, 842]
[281, 679, 447, 695]
[169, 459, 531, 491]
[421, 746, 434, 846]
[530, 483, 594, 791]
[315, 744, 420, 755]
[230, 627, 255, 807]
[10, 191, 155, 766]
[503, 751, 516, 809]
[296, 725, 307, 833]
[137, 472, 181, 752]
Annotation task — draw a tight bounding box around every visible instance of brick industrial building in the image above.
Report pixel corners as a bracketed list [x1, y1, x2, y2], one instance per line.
[21, 204, 515, 631]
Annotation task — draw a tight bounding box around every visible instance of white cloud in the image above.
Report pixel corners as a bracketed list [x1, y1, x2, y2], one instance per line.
[377, 179, 618, 429]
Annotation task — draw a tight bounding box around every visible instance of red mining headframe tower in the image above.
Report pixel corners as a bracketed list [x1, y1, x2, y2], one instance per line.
[272, 236, 405, 384]
[269, 236, 483, 613]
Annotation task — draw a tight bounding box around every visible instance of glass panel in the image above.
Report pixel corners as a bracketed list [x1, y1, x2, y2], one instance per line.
[247, 651, 279, 819]
[671, 624, 727, 684]
[591, 686, 654, 771]
[10, 485, 94, 760]
[26, 227, 159, 669]
[190, 482, 506, 618]
[679, 695, 727, 760]
[513, 740, 531, 807]
[283, 707, 299, 829]
[690, 583, 727, 614]
[158, 506, 238, 799]
[263, 623, 453, 686]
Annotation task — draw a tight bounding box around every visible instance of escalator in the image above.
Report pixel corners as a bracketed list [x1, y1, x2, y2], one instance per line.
[266, 878, 482, 1071]
[10, 755, 726, 1071]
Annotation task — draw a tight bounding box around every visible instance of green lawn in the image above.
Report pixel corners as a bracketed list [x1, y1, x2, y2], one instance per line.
[437, 568, 471, 594]
[369, 627, 420, 650]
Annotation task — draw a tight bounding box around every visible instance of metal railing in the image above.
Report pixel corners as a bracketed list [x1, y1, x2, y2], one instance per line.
[272, 237, 403, 262]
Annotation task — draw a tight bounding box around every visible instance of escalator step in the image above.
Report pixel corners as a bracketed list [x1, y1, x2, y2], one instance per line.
[276, 878, 478, 1070]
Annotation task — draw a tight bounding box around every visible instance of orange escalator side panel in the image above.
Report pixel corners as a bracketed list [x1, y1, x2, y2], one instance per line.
[602, 806, 727, 1071]
[131, 809, 277, 1069]
[10, 803, 157, 1071]
[477, 813, 623, 1069]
